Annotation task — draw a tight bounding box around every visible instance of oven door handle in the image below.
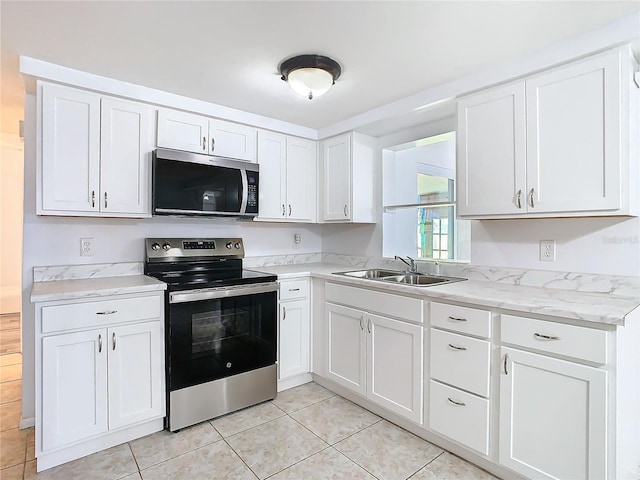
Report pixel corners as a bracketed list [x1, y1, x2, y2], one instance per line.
[169, 282, 278, 304]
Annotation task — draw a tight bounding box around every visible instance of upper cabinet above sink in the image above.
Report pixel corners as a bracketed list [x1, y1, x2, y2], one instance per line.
[457, 45, 639, 219]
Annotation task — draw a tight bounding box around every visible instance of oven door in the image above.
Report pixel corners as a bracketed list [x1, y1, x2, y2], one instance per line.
[167, 283, 277, 391]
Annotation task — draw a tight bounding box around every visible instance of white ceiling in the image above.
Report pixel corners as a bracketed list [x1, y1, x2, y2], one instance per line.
[1, 1, 639, 137]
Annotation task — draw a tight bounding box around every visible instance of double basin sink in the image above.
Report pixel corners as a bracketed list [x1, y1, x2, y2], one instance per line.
[333, 269, 466, 287]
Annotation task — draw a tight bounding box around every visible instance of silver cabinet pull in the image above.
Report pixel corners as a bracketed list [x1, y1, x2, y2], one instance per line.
[447, 397, 466, 407]
[104, 192, 108, 208]
[282, 204, 285, 216]
[96, 310, 117, 315]
[91, 190, 96, 208]
[112, 332, 116, 350]
[367, 318, 372, 334]
[516, 189, 522, 209]
[98, 334, 102, 353]
[529, 188, 535, 208]
[282, 306, 286, 320]
[211, 137, 215, 152]
[202, 136, 206, 151]
[448, 343, 467, 351]
[503, 354, 509, 375]
[343, 204, 348, 217]
[447, 316, 467, 322]
[288, 288, 300, 292]
[288, 204, 292, 216]
[534, 333, 560, 341]
[359, 316, 364, 331]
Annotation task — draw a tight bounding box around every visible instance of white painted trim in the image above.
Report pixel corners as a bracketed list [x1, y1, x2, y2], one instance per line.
[318, 12, 640, 139]
[19, 57, 317, 140]
[20, 416, 36, 429]
[277, 373, 313, 392]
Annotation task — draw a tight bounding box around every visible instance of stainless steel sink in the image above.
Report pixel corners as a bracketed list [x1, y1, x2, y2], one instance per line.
[333, 269, 466, 287]
[336, 269, 403, 279]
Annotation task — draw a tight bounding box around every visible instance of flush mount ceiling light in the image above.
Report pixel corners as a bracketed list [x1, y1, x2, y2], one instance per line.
[279, 54, 341, 100]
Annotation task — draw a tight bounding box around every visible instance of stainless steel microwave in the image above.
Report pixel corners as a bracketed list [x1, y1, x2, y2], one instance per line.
[152, 148, 259, 218]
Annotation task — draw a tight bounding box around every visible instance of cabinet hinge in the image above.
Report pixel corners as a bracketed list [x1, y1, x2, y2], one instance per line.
[634, 71, 640, 89]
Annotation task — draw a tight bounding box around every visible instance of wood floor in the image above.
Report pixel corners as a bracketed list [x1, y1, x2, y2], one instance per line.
[0, 313, 21, 355]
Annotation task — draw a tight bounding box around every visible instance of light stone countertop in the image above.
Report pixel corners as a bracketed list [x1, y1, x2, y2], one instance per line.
[30, 275, 167, 303]
[253, 263, 639, 326]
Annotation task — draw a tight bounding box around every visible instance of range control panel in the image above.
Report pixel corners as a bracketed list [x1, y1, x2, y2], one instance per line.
[145, 238, 245, 261]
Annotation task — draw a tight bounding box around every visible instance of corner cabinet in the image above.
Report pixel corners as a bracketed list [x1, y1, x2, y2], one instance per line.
[39, 83, 155, 217]
[157, 109, 257, 162]
[256, 131, 317, 222]
[457, 45, 639, 219]
[35, 292, 165, 472]
[319, 132, 377, 223]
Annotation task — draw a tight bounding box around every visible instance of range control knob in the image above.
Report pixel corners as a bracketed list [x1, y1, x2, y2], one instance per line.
[234, 242, 241, 249]
[225, 242, 233, 249]
[162, 243, 171, 251]
[151, 242, 160, 251]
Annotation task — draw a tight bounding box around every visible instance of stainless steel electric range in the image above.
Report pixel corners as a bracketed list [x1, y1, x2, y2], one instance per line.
[144, 238, 278, 431]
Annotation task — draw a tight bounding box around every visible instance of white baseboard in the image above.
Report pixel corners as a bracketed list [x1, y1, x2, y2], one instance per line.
[20, 416, 36, 429]
[277, 373, 312, 392]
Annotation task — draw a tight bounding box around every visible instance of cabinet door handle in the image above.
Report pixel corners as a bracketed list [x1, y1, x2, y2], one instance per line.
[529, 188, 535, 208]
[534, 333, 560, 341]
[447, 397, 466, 407]
[288, 288, 300, 292]
[104, 192, 108, 208]
[503, 354, 509, 375]
[447, 316, 467, 322]
[202, 136, 207, 151]
[448, 343, 467, 351]
[359, 316, 364, 331]
[282, 204, 285, 216]
[516, 189, 522, 209]
[98, 334, 102, 353]
[343, 204, 348, 217]
[112, 332, 116, 350]
[211, 137, 215, 152]
[367, 318, 371, 334]
[96, 310, 117, 315]
[288, 204, 292, 216]
[91, 190, 96, 208]
[282, 306, 286, 320]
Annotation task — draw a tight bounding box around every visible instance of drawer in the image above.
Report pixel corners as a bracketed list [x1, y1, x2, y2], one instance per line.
[42, 294, 162, 333]
[430, 302, 491, 338]
[326, 282, 422, 323]
[430, 329, 490, 397]
[279, 279, 309, 301]
[501, 314, 607, 364]
[429, 380, 489, 455]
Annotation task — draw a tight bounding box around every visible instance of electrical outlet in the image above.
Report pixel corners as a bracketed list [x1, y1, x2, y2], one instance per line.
[292, 233, 302, 249]
[80, 238, 94, 256]
[540, 240, 555, 262]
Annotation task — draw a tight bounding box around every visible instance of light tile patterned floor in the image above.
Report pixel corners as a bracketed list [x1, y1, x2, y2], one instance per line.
[2, 382, 499, 479]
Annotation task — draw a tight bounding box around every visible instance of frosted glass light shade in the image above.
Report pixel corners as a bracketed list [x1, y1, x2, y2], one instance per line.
[287, 68, 334, 99]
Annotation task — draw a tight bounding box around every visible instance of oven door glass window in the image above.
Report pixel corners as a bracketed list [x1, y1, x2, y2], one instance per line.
[168, 290, 276, 391]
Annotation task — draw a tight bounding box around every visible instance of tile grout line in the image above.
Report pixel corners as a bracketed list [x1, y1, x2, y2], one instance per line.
[405, 450, 445, 479]
[262, 444, 334, 480]
[126, 442, 142, 475]
[220, 436, 261, 480]
[330, 445, 383, 480]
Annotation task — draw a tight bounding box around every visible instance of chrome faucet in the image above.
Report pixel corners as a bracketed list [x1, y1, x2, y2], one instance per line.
[395, 255, 418, 273]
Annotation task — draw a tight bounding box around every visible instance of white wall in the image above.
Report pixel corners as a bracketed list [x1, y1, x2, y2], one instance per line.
[0, 133, 23, 314]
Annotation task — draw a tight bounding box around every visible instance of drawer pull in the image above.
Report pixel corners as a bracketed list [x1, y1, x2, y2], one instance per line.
[447, 397, 466, 407]
[448, 343, 467, 351]
[96, 310, 117, 315]
[447, 316, 467, 322]
[534, 333, 561, 341]
[288, 288, 300, 292]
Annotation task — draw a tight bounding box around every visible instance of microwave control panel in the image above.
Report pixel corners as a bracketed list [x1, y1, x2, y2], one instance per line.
[248, 184, 257, 207]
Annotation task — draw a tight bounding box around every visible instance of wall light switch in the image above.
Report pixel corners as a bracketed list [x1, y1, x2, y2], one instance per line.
[540, 240, 555, 262]
[81, 238, 94, 256]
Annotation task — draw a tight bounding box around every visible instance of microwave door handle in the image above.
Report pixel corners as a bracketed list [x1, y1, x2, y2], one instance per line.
[239, 169, 248, 214]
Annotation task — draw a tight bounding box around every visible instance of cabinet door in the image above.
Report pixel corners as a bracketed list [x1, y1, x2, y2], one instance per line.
[42, 329, 108, 450]
[100, 98, 155, 216]
[208, 119, 257, 162]
[526, 52, 622, 213]
[286, 137, 317, 222]
[457, 83, 526, 216]
[367, 314, 423, 423]
[108, 321, 164, 430]
[278, 299, 310, 379]
[41, 83, 101, 212]
[321, 134, 351, 221]
[257, 130, 286, 220]
[326, 303, 366, 395]
[157, 109, 208, 154]
[499, 347, 607, 480]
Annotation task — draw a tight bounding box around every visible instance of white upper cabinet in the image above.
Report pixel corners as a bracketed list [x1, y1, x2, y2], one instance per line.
[256, 130, 316, 222]
[40, 83, 154, 217]
[157, 109, 257, 162]
[457, 45, 639, 219]
[320, 132, 377, 223]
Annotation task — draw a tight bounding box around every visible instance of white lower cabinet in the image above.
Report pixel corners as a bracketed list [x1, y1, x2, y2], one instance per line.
[499, 347, 607, 480]
[36, 292, 165, 471]
[278, 279, 310, 383]
[326, 298, 423, 423]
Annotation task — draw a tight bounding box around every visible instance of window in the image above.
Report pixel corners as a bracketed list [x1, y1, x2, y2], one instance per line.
[382, 132, 470, 262]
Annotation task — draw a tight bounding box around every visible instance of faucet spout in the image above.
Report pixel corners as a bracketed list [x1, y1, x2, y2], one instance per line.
[394, 255, 418, 273]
